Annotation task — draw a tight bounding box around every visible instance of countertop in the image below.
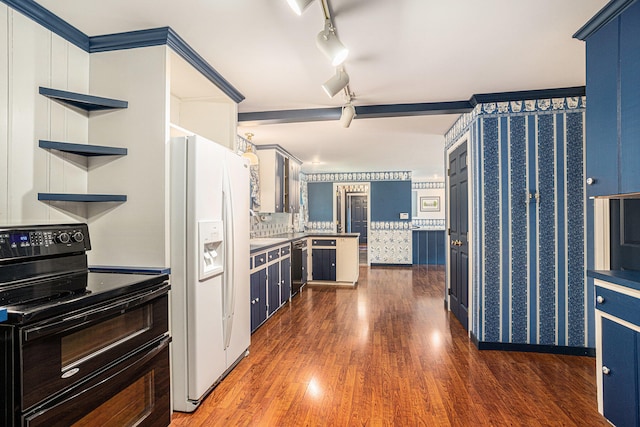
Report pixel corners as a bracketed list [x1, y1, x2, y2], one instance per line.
[250, 232, 360, 253]
[588, 269, 640, 292]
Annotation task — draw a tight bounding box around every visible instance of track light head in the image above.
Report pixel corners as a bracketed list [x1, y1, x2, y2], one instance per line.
[316, 20, 348, 66]
[322, 69, 349, 98]
[340, 103, 356, 128]
[287, 0, 314, 15]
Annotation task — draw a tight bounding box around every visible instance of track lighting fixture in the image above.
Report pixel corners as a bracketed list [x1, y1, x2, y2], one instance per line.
[287, 0, 314, 15]
[321, 69, 349, 98]
[316, 20, 348, 66]
[340, 103, 356, 128]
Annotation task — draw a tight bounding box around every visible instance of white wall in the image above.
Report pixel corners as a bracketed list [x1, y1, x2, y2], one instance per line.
[0, 5, 90, 225]
[87, 46, 170, 267]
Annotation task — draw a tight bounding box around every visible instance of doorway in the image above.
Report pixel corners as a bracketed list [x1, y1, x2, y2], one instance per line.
[448, 141, 469, 331]
[336, 184, 369, 265]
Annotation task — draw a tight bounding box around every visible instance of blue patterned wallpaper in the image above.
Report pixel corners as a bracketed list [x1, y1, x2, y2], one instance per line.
[446, 96, 588, 348]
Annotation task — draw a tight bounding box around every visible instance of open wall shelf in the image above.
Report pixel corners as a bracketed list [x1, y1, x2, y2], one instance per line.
[38, 193, 127, 202]
[39, 87, 128, 111]
[39, 140, 127, 156]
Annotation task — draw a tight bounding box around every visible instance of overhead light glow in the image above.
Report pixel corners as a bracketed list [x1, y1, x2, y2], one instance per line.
[287, 0, 314, 15]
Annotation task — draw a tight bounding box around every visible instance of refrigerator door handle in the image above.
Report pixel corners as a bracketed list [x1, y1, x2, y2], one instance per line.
[222, 163, 235, 350]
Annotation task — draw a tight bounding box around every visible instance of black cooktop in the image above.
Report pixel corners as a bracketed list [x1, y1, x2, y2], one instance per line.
[1, 271, 169, 325]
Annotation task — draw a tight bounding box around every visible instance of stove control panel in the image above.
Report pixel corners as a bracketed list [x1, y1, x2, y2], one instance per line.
[0, 224, 91, 260]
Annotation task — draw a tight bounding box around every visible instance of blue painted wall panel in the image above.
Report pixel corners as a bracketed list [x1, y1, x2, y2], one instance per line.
[556, 113, 567, 347]
[370, 181, 411, 221]
[500, 117, 510, 342]
[537, 114, 557, 345]
[510, 115, 528, 343]
[566, 112, 586, 346]
[307, 182, 333, 222]
[482, 117, 501, 342]
[527, 116, 538, 344]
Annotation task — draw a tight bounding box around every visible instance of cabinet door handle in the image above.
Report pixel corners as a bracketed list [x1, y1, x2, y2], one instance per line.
[596, 295, 605, 304]
[602, 366, 611, 375]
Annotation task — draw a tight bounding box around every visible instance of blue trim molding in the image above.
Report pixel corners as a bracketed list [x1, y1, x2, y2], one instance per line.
[573, 0, 638, 40]
[1, 1, 244, 103]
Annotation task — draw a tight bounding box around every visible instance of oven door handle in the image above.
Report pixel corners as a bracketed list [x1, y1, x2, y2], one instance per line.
[22, 283, 169, 342]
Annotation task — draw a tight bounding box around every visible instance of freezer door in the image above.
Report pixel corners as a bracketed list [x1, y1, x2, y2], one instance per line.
[222, 150, 251, 368]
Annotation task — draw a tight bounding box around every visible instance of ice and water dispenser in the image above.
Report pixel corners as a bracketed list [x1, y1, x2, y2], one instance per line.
[198, 220, 224, 280]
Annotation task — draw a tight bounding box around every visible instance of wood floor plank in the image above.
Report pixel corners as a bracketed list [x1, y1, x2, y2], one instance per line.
[171, 265, 609, 426]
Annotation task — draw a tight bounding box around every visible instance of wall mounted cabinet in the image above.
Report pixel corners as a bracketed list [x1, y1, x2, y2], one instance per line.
[256, 146, 301, 213]
[583, 1, 640, 197]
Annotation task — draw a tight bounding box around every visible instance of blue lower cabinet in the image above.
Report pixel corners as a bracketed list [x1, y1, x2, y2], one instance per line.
[601, 317, 640, 426]
[250, 268, 267, 332]
[312, 248, 336, 281]
[280, 257, 291, 304]
[267, 263, 280, 316]
[412, 230, 445, 265]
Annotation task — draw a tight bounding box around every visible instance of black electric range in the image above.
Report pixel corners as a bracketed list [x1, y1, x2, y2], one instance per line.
[0, 223, 171, 426]
[0, 223, 168, 325]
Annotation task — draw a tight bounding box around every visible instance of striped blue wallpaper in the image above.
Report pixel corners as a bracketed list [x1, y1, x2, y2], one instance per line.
[446, 97, 588, 348]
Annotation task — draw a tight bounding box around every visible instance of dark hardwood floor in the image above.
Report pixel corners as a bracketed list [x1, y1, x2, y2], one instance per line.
[171, 265, 609, 426]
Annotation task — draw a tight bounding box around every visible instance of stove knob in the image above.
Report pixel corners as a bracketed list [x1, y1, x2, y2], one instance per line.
[57, 232, 71, 244]
[72, 231, 84, 243]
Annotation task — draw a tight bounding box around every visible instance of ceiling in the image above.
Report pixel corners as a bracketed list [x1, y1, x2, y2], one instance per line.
[35, 0, 608, 179]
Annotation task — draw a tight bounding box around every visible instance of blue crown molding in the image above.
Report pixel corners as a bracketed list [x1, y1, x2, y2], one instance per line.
[1, 1, 244, 103]
[573, 0, 637, 40]
[89, 27, 244, 103]
[1, 0, 89, 51]
[165, 28, 245, 103]
[89, 27, 170, 52]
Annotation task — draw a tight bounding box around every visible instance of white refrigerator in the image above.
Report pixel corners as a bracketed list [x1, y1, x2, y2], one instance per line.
[170, 134, 250, 412]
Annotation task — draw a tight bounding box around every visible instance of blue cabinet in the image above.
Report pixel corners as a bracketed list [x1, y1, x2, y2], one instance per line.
[601, 317, 640, 427]
[412, 230, 445, 265]
[583, 1, 640, 197]
[250, 268, 267, 332]
[620, 3, 640, 194]
[267, 263, 280, 316]
[585, 16, 619, 197]
[280, 257, 291, 305]
[312, 248, 336, 281]
[594, 278, 640, 426]
[250, 243, 292, 332]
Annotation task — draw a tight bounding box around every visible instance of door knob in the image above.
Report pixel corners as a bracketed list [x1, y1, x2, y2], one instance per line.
[596, 295, 605, 304]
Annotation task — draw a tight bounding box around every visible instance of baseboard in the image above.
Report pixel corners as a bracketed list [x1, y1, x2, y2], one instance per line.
[470, 331, 595, 357]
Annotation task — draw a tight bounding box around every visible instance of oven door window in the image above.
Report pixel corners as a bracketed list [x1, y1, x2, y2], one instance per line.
[20, 292, 169, 411]
[61, 305, 151, 369]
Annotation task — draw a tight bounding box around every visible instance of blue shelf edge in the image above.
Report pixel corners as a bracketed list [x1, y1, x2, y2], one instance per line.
[89, 265, 171, 275]
[38, 193, 127, 202]
[39, 140, 127, 156]
[39, 86, 128, 111]
[0, 308, 7, 323]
